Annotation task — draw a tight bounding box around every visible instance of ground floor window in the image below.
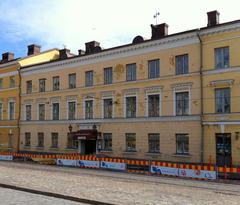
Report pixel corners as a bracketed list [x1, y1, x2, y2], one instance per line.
[103, 133, 112, 151]
[176, 134, 189, 155]
[37, 132, 44, 147]
[148, 133, 160, 153]
[25, 132, 31, 147]
[51, 133, 58, 148]
[126, 133, 136, 152]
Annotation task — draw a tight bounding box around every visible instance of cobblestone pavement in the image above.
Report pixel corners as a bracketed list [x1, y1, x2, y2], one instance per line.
[0, 161, 240, 205]
[0, 187, 85, 205]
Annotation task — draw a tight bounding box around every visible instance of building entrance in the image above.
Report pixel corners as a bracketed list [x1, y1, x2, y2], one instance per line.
[216, 133, 232, 166]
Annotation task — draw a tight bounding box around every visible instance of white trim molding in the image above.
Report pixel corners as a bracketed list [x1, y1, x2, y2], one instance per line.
[21, 32, 199, 76]
[210, 79, 234, 87]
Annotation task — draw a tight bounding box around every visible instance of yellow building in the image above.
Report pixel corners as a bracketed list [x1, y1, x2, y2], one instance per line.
[201, 11, 240, 166]
[0, 45, 59, 152]
[19, 11, 240, 166]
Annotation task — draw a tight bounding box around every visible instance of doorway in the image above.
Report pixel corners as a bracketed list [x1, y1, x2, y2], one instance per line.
[216, 133, 232, 166]
[85, 140, 96, 155]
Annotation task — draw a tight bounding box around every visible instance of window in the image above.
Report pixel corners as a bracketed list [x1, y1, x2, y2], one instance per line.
[104, 67, 113, 84]
[126, 96, 136, 118]
[67, 135, 78, 149]
[39, 79, 46, 92]
[9, 76, 15, 88]
[52, 103, 60, 120]
[176, 54, 188, 75]
[85, 100, 93, 119]
[53, 76, 60, 91]
[148, 134, 160, 153]
[126, 63, 136, 81]
[51, 133, 58, 148]
[85, 71, 93, 87]
[25, 105, 31, 121]
[215, 88, 230, 113]
[175, 92, 189, 116]
[8, 134, 13, 148]
[103, 133, 112, 151]
[103, 98, 113, 118]
[8, 101, 14, 120]
[0, 133, 2, 147]
[215, 47, 229, 69]
[126, 133, 136, 152]
[25, 132, 31, 147]
[0, 79, 3, 89]
[26, 81, 32, 94]
[176, 134, 189, 155]
[148, 94, 160, 117]
[68, 101, 76, 120]
[69, 73, 76, 89]
[37, 133, 44, 147]
[38, 104, 45, 120]
[0, 103, 3, 120]
[148, 59, 160, 79]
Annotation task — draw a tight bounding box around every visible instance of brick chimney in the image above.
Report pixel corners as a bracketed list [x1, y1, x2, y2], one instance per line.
[27, 44, 41, 56]
[59, 48, 71, 59]
[1, 52, 14, 63]
[78, 49, 85, 56]
[85, 41, 100, 54]
[151, 23, 169, 40]
[207, 10, 220, 27]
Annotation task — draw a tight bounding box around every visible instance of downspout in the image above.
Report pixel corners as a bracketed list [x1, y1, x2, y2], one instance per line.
[197, 31, 204, 164]
[17, 66, 21, 152]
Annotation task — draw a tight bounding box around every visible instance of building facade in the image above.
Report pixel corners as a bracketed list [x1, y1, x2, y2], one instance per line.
[19, 11, 240, 166]
[0, 45, 59, 152]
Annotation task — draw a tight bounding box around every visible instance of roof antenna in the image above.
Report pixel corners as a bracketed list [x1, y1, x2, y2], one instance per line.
[153, 11, 160, 25]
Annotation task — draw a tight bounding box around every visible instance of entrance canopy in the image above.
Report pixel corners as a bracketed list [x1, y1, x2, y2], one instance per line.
[71, 129, 98, 141]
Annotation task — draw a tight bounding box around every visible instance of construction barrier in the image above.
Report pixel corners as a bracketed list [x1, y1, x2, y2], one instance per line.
[0, 152, 239, 180]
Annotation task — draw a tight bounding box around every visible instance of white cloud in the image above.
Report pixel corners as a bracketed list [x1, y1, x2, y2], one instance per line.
[0, 0, 239, 54]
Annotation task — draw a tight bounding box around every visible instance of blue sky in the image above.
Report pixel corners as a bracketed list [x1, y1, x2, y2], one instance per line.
[0, 0, 239, 58]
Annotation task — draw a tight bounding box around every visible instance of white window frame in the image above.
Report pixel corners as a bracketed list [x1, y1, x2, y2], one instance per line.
[8, 100, 15, 120]
[83, 97, 95, 119]
[124, 94, 138, 118]
[37, 103, 45, 121]
[145, 92, 161, 117]
[102, 96, 114, 119]
[24, 104, 32, 121]
[67, 99, 77, 120]
[173, 89, 191, 116]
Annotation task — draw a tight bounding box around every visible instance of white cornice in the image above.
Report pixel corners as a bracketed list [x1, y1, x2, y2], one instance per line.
[0, 71, 18, 78]
[20, 115, 201, 125]
[0, 61, 19, 69]
[21, 32, 199, 76]
[202, 66, 240, 75]
[200, 22, 240, 36]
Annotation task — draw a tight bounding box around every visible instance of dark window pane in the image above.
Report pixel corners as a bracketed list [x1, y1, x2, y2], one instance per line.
[126, 133, 136, 151]
[126, 63, 136, 81]
[126, 96, 136, 118]
[148, 134, 160, 153]
[176, 54, 189, 75]
[215, 47, 229, 69]
[85, 71, 93, 87]
[176, 92, 189, 116]
[148, 95, 159, 117]
[85, 100, 93, 119]
[148, 59, 160, 79]
[215, 88, 230, 113]
[104, 67, 113, 84]
[103, 133, 112, 151]
[103, 98, 113, 118]
[176, 134, 189, 155]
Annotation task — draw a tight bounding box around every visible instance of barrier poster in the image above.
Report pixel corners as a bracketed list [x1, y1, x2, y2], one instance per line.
[151, 166, 178, 176]
[56, 159, 76, 166]
[101, 161, 126, 170]
[0, 155, 13, 161]
[178, 168, 217, 180]
[76, 160, 100, 168]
